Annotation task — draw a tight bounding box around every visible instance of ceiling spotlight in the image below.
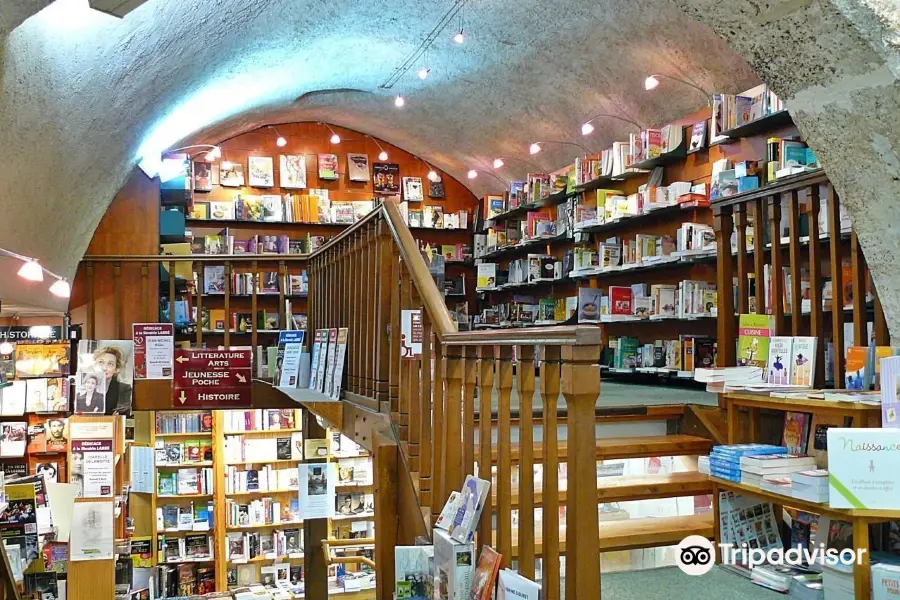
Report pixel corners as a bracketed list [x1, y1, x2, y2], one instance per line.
[492, 158, 504, 169]
[276, 136, 287, 147]
[454, 30, 465, 44]
[49, 279, 70, 298]
[529, 143, 542, 155]
[418, 68, 431, 80]
[394, 95, 405, 108]
[330, 133, 341, 144]
[0, 342, 12, 356]
[378, 151, 388, 161]
[427, 170, 440, 182]
[467, 169, 478, 179]
[581, 122, 595, 136]
[221, 160, 233, 171]
[644, 75, 660, 91]
[18, 259, 43, 282]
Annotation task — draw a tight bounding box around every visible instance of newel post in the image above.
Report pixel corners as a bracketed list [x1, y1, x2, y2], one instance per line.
[561, 345, 601, 599]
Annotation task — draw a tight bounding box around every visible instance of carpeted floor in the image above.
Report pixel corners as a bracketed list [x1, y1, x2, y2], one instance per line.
[600, 566, 784, 600]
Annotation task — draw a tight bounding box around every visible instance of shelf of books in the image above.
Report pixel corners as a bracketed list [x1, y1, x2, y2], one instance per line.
[146, 407, 376, 598]
[159, 123, 479, 356]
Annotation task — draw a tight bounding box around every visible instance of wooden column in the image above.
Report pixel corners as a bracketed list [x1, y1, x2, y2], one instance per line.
[828, 186, 846, 387]
[787, 190, 802, 333]
[431, 341, 446, 516]
[375, 222, 394, 407]
[713, 206, 736, 365]
[753, 199, 766, 314]
[769, 196, 785, 333]
[540, 346, 561, 600]
[303, 410, 329, 600]
[850, 231, 867, 346]
[516, 345, 536, 579]
[735, 204, 750, 315]
[807, 185, 826, 388]
[418, 316, 434, 513]
[476, 346, 495, 551]
[462, 346, 477, 483]
[443, 346, 465, 499]
[561, 345, 601, 600]
[853, 519, 871, 600]
[495, 346, 514, 567]
[373, 431, 399, 600]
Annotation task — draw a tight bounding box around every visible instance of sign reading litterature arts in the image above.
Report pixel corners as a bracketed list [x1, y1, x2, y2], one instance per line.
[828, 427, 900, 509]
[173, 348, 252, 408]
[133, 323, 175, 380]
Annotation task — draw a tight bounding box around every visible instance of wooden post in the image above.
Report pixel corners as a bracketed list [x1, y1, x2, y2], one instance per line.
[787, 190, 802, 333]
[561, 345, 601, 600]
[851, 231, 867, 346]
[735, 204, 749, 315]
[853, 519, 871, 600]
[476, 346, 495, 552]
[516, 345, 536, 579]
[373, 431, 399, 600]
[713, 207, 736, 365]
[828, 186, 846, 387]
[375, 222, 394, 407]
[769, 196, 785, 334]
[303, 409, 329, 599]
[213, 410, 228, 591]
[753, 199, 766, 314]
[418, 316, 434, 513]
[807, 185, 826, 387]
[431, 342, 445, 516]
[495, 346, 514, 567]
[443, 346, 465, 499]
[462, 346, 477, 485]
[540, 346, 561, 600]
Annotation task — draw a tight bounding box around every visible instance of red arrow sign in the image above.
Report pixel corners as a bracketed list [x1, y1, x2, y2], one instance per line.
[173, 348, 253, 408]
[174, 348, 253, 370]
[174, 387, 251, 408]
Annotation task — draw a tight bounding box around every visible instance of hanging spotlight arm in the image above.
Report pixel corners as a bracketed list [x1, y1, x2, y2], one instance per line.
[583, 113, 645, 130]
[532, 140, 596, 154]
[469, 169, 509, 186]
[647, 74, 712, 106]
[0, 247, 69, 285]
[494, 156, 542, 170]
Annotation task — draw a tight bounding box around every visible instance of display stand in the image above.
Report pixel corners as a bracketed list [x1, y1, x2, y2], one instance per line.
[66, 415, 122, 600]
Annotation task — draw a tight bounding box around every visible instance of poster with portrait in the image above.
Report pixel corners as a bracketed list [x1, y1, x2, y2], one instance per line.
[297, 462, 336, 519]
[74, 372, 106, 415]
[77, 340, 134, 415]
[373, 163, 400, 194]
[71, 439, 114, 498]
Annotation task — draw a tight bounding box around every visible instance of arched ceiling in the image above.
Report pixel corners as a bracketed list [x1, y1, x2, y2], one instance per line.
[0, 0, 762, 311]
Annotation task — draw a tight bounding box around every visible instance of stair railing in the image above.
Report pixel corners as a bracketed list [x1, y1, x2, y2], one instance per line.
[307, 199, 603, 600]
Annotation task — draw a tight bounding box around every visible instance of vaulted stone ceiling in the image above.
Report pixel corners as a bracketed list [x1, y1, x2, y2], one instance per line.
[1, 0, 898, 331]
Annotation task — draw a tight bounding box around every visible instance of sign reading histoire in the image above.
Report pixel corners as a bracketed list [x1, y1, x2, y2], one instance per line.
[172, 348, 252, 408]
[133, 323, 175, 380]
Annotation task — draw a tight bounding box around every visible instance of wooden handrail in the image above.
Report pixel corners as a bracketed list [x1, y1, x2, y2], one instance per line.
[321, 537, 377, 569]
[442, 325, 603, 346]
[710, 169, 827, 211]
[81, 254, 310, 263]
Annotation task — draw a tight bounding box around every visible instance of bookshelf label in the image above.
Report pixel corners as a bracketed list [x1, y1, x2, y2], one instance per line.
[173, 348, 252, 408]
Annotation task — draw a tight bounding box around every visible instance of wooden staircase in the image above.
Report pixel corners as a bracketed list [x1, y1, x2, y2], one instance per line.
[304, 200, 723, 600]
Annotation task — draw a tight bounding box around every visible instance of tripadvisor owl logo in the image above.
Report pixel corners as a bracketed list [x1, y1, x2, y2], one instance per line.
[676, 535, 715, 576]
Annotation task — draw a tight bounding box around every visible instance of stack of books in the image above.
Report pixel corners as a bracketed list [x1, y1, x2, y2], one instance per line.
[740, 454, 816, 488]
[791, 470, 830, 503]
[788, 573, 824, 600]
[820, 559, 854, 600]
[708, 444, 788, 482]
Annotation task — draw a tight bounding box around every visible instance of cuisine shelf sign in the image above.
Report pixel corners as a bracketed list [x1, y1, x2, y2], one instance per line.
[172, 348, 252, 408]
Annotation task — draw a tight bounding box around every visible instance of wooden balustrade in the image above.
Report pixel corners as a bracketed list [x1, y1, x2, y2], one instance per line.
[711, 171, 889, 388]
[304, 199, 605, 599]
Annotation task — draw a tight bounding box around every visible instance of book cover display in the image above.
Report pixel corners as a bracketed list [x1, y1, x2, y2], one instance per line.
[373, 163, 400, 194]
[828, 428, 900, 509]
[737, 314, 774, 369]
[347, 153, 369, 182]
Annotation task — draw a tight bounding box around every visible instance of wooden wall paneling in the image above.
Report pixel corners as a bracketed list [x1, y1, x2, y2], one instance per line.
[713, 206, 735, 366]
[787, 190, 802, 334]
[806, 185, 826, 388]
[850, 231, 867, 346]
[828, 186, 846, 386]
[735, 204, 750, 314]
[753, 199, 766, 314]
[768, 196, 785, 334]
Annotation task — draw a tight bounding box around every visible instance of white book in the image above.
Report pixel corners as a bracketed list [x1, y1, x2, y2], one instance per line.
[0, 380, 26, 415]
[767, 336, 793, 385]
[498, 569, 541, 600]
[449, 475, 491, 544]
[790, 336, 817, 387]
[433, 491, 461, 532]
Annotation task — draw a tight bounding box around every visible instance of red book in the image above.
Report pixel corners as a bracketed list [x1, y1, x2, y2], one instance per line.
[609, 286, 633, 315]
[469, 545, 502, 600]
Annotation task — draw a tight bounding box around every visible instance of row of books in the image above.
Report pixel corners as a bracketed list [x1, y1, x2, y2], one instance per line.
[227, 565, 304, 592]
[225, 466, 300, 494]
[152, 563, 215, 598]
[0, 378, 69, 415]
[574, 182, 705, 229]
[158, 502, 214, 532]
[627, 125, 685, 164]
[431, 243, 473, 262]
[477, 296, 574, 327]
[711, 85, 783, 134]
[707, 444, 827, 501]
[485, 171, 569, 214]
[190, 192, 377, 226]
[397, 203, 469, 230]
[223, 409, 298, 433]
[25, 415, 69, 455]
[201, 266, 308, 296]
[155, 412, 212, 435]
[474, 212, 569, 256]
[226, 498, 300, 528]
[0, 343, 69, 379]
[155, 441, 213, 465]
[335, 492, 374, 517]
[223, 433, 303, 464]
[158, 533, 214, 563]
[606, 335, 716, 372]
[157, 467, 214, 496]
[227, 528, 304, 562]
[576, 281, 716, 323]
